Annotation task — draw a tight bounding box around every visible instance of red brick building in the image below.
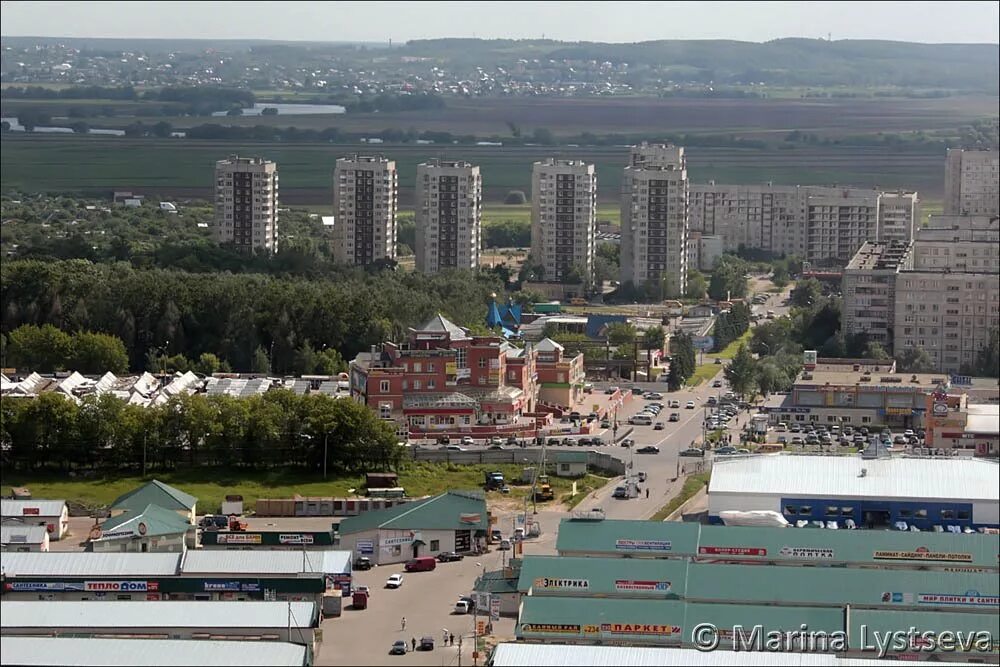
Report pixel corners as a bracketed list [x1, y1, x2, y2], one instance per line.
[349, 314, 542, 440]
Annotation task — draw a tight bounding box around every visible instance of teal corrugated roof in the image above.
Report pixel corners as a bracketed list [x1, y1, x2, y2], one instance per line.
[687, 562, 1000, 608]
[685, 602, 844, 639]
[556, 518, 699, 557]
[848, 609, 1000, 653]
[97, 504, 191, 540]
[556, 452, 588, 464]
[337, 491, 486, 534]
[518, 596, 686, 644]
[475, 569, 519, 594]
[110, 480, 197, 513]
[517, 556, 687, 597]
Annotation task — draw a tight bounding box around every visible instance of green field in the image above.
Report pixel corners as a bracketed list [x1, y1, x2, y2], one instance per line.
[0, 463, 607, 514]
[651, 472, 711, 521]
[0, 134, 954, 204]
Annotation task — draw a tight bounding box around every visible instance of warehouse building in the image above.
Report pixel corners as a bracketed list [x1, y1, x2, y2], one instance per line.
[554, 517, 1000, 571]
[0, 600, 320, 647]
[489, 643, 973, 666]
[109, 480, 197, 525]
[1, 525, 50, 552]
[336, 490, 487, 565]
[200, 529, 336, 550]
[707, 454, 1000, 530]
[0, 637, 309, 667]
[1, 500, 69, 541]
[88, 503, 192, 553]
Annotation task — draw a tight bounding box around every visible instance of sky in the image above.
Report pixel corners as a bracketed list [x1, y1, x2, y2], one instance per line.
[1, 1, 998, 44]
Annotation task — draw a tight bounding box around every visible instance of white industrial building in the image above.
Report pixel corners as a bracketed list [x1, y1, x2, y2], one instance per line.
[0, 600, 320, 646]
[0, 525, 50, 552]
[1, 500, 69, 541]
[707, 454, 1000, 530]
[0, 637, 308, 666]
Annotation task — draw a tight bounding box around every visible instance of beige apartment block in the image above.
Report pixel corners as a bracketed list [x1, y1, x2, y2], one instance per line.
[531, 159, 597, 286]
[415, 160, 482, 274]
[842, 241, 908, 345]
[213, 155, 278, 254]
[878, 191, 920, 245]
[805, 188, 880, 262]
[332, 155, 398, 266]
[620, 144, 688, 297]
[944, 148, 1000, 216]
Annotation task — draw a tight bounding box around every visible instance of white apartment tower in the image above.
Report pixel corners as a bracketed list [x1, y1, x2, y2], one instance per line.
[878, 191, 920, 245]
[944, 148, 1000, 216]
[415, 160, 482, 274]
[333, 155, 398, 266]
[531, 159, 597, 286]
[213, 155, 278, 254]
[620, 143, 688, 297]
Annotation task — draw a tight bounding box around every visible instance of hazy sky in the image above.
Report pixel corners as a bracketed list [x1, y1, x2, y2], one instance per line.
[2, 1, 998, 44]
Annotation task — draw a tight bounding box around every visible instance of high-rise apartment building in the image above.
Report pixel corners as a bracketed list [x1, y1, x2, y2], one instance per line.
[877, 191, 920, 245]
[213, 155, 278, 254]
[944, 148, 1000, 216]
[805, 188, 880, 262]
[530, 159, 597, 286]
[620, 144, 689, 297]
[414, 160, 482, 274]
[842, 241, 908, 346]
[332, 155, 398, 266]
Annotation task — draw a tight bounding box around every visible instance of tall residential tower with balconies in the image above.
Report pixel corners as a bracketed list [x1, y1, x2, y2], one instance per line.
[333, 155, 398, 266]
[530, 159, 597, 287]
[415, 160, 482, 274]
[213, 155, 278, 254]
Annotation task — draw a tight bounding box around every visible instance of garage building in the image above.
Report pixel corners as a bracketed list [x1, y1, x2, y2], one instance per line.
[1, 525, 50, 553]
[0, 637, 309, 667]
[1, 500, 69, 541]
[708, 454, 1000, 529]
[336, 490, 487, 565]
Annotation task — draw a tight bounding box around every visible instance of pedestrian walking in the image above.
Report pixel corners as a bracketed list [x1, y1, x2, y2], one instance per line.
[450, 633, 455, 646]
[411, 637, 416, 652]
[645, 488, 649, 499]
[443, 629, 449, 644]
[401, 617, 406, 631]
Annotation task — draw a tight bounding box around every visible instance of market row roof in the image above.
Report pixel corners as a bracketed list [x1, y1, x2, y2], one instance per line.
[95, 503, 191, 541]
[110, 479, 197, 514]
[555, 518, 1000, 569]
[0, 525, 50, 547]
[337, 490, 487, 534]
[708, 454, 1000, 502]
[0, 637, 308, 667]
[966, 404, 1000, 435]
[0, 600, 318, 630]
[1, 499, 67, 517]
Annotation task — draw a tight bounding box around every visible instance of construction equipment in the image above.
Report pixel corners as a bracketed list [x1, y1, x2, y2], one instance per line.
[227, 516, 248, 531]
[534, 474, 554, 502]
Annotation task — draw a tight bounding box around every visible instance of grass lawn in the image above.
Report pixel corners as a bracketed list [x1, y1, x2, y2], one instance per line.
[686, 363, 721, 387]
[651, 472, 711, 521]
[707, 329, 753, 360]
[1, 462, 601, 514]
[560, 474, 611, 510]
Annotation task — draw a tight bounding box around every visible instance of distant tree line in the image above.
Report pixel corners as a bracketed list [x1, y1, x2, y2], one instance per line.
[0, 389, 402, 474]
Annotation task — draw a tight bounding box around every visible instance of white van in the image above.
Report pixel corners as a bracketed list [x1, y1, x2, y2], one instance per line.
[775, 423, 787, 432]
[630, 414, 653, 426]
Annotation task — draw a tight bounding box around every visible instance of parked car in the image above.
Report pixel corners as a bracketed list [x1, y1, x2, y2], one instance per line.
[669, 412, 680, 422]
[385, 574, 404, 589]
[680, 448, 705, 457]
[547, 438, 560, 445]
[498, 539, 512, 551]
[715, 446, 737, 455]
[454, 600, 472, 614]
[654, 422, 665, 430]
[461, 436, 474, 446]
[437, 551, 464, 563]
[669, 400, 680, 408]
[391, 640, 408, 655]
[419, 636, 435, 651]
[777, 435, 788, 444]
[790, 424, 802, 433]
[601, 419, 611, 428]
[578, 437, 592, 446]
[685, 401, 696, 409]
[645, 392, 663, 400]
[445, 445, 465, 451]
[791, 436, 804, 445]
[637, 445, 660, 454]
[405, 556, 437, 572]
[712, 380, 723, 388]
[715, 358, 723, 364]
[638, 471, 647, 482]
[620, 438, 634, 448]
[354, 557, 373, 571]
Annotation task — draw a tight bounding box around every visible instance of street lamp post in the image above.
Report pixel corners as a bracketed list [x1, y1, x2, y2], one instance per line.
[323, 432, 329, 481]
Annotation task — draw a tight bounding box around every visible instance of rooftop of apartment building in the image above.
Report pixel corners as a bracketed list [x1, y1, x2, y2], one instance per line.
[419, 159, 476, 169]
[216, 155, 273, 167]
[336, 154, 392, 164]
[533, 158, 592, 168]
[845, 241, 910, 272]
[796, 367, 998, 393]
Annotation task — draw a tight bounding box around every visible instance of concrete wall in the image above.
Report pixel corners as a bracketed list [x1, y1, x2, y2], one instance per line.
[90, 532, 186, 553]
[410, 448, 625, 475]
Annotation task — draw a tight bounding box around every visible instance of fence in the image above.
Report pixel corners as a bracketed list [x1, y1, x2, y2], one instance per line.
[411, 447, 626, 476]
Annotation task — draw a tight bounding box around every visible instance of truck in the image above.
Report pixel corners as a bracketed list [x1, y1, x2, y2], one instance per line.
[484, 471, 505, 491]
[534, 474, 554, 502]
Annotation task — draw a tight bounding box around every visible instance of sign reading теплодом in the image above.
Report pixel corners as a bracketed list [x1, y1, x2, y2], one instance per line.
[615, 539, 672, 552]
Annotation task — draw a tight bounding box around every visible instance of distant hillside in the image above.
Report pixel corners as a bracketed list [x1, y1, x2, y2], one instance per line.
[403, 38, 1000, 92]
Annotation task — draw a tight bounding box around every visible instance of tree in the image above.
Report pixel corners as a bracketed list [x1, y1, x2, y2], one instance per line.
[865, 341, 891, 361]
[251, 346, 271, 374]
[724, 344, 759, 401]
[69, 331, 129, 373]
[293, 341, 320, 375]
[316, 348, 347, 375]
[708, 256, 749, 301]
[532, 127, 555, 145]
[972, 329, 1000, 378]
[6, 324, 74, 371]
[606, 322, 636, 347]
[790, 278, 822, 308]
[193, 352, 226, 375]
[685, 269, 707, 300]
[895, 346, 936, 373]
[756, 360, 790, 397]
[643, 326, 665, 351]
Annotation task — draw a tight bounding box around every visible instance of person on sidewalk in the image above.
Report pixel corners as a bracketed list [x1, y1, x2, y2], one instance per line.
[401, 617, 406, 631]
[411, 637, 416, 652]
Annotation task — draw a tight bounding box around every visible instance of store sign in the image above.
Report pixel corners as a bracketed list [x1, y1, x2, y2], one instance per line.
[204, 581, 242, 592]
[216, 533, 262, 545]
[601, 623, 681, 636]
[459, 513, 482, 525]
[490, 595, 501, 621]
[779, 546, 835, 560]
[533, 577, 590, 590]
[85, 580, 158, 592]
[614, 539, 671, 552]
[356, 540, 374, 554]
[97, 529, 139, 540]
[917, 592, 999, 607]
[381, 535, 414, 547]
[873, 547, 972, 563]
[4, 582, 85, 592]
[21, 507, 40, 516]
[698, 546, 767, 557]
[278, 534, 314, 545]
[614, 580, 671, 593]
[520, 623, 580, 634]
[933, 402, 950, 416]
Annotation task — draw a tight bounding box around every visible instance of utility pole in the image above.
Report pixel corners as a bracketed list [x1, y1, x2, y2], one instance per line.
[142, 433, 147, 477]
[323, 432, 329, 480]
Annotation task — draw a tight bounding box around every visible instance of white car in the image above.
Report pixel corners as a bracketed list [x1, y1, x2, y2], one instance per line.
[685, 401, 696, 409]
[385, 574, 404, 589]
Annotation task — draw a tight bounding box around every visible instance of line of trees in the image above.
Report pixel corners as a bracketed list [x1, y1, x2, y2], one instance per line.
[3, 325, 128, 374]
[712, 302, 751, 352]
[0, 390, 402, 474]
[666, 332, 697, 390]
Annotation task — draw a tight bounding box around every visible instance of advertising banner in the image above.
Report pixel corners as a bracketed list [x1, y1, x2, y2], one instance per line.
[521, 623, 580, 634]
[614, 539, 671, 552]
[490, 595, 501, 621]
[533, 577, 590, 591]
[873, 548, 972, 562]
[698, 546, 767, 557]
[614, 580, 671, 593]
[84, 581, 158, 592]
[216, 533, 262, 545]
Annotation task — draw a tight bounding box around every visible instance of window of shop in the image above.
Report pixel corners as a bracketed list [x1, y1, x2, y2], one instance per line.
[430, 540, 440, 551]
[940, 509, 955, 520]
[862, 417, 871, 423]
[785, 505, 798, 515]
[914, 509, 928, 519]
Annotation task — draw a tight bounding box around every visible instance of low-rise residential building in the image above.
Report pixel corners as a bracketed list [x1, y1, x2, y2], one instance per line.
[534, 338, 586, 410]
[0, 500, 69, 541]
[335, 490, 487, 565]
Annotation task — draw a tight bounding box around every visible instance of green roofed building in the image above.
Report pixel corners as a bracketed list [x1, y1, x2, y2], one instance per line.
[90, 504, 192, 553]
[110, 480, 198, 525]
[336, 491, 487, 565]
[555, 517, 699, 558]
[517, 556, 687, 598]
[848, 609, 1000, 659]
[517, 596, 686, 645]
[554, 451, 588, 478]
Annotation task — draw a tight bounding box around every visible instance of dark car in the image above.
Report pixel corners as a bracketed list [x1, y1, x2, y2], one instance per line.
[620, 438, 634, 448]
[715, 446, 738, 455]
[547, 438, 560, 445]
[419, 636, 435, 651]
[390, 640, 407, 656]
[680, 448, 705, 457]
[578, 437, 592, 446]
[654, 422, 665, 430]
[437, 551, 464, 563]
[354, 557, 373, 571]
[668, 412, 680, 422]
[637, 445, 660, 454]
